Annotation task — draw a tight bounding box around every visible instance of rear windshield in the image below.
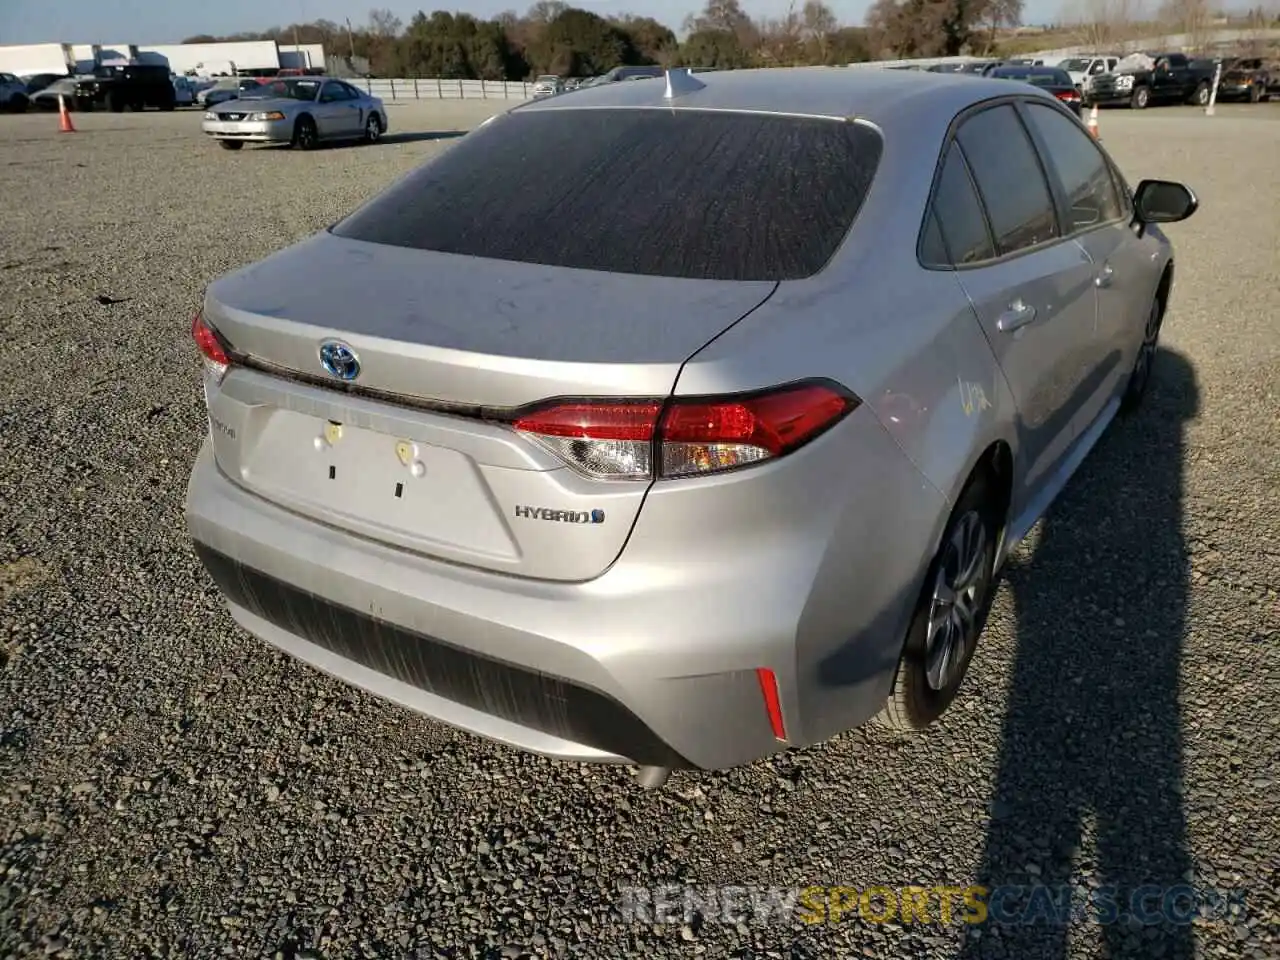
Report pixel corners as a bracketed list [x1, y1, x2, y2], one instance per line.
[331, 108, 883, 281]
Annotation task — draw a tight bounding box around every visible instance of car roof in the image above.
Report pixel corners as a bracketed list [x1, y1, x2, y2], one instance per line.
[514, 66, 1048, 134]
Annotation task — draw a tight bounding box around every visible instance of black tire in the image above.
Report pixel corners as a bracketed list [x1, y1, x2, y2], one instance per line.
[1121, 294, 1165, 414]
[292, 115, 318, 151]
[875, 475, 1000, 732]
[1189, 82, 1210, 107]
[218, 140, 244, 151]
[362, 112, 383, 143]
[1130, 85, 1150, 109]
[8, 94, 27, 113]
[1249, 83, 1262, 104]
[105, 91, 124, 113]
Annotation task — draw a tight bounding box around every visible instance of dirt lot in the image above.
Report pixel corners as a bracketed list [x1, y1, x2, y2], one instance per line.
[1, 99, 1278, 960]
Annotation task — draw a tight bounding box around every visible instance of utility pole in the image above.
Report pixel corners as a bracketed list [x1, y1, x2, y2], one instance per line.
[346, 18, 356, 61]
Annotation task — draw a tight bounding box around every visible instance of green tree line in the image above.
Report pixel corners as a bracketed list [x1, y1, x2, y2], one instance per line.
[183, 0, 1031, 79]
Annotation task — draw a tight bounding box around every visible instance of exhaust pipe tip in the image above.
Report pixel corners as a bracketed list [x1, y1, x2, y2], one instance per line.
[635, 766, 672, 790]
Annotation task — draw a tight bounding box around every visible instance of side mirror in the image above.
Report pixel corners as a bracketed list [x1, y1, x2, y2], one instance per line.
[1133, 179, 1198, 224]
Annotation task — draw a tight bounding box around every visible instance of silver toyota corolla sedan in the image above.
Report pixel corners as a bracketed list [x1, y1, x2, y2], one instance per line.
[186, 67, 1197, 789]
[202, 77, 387, 151]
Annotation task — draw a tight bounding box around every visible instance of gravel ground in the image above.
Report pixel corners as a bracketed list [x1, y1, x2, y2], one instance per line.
[1, 99, 1277, 960]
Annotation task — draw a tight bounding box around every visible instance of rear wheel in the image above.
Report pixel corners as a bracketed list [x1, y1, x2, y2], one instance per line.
[362, 112, 383, 143]
[8, 94, 27, 113]
[292, 115, 318, 150]
[1130, 85, 1150, 109]
[875, 476, 999, 732]
[218, 140, 244, 151]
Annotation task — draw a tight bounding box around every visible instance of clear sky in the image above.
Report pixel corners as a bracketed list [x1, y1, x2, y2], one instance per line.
[0, 0, 1066, 46]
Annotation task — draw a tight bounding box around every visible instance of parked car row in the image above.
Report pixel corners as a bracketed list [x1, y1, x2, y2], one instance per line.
[4, 65, 217, 113]
[531, 66, 668, 99]
[0, 64, 338, 115]
[0, 71, 80, 112]
[1059, 51, 1276, 109]
[917, 51, 1277, 111]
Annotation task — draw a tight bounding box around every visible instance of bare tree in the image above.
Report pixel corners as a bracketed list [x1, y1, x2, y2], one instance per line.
[1059, 0, 1143, 52]
[973, 0, 1025, 55]
[1158, 0, 1212, 52]
[800, 0, 839, 59]
[683, 0, 761, 49]
[526, 1, 570, 25]
[757, 1, 806, 64]
[1239, 4, 1275, 56]
[367, 8, 403, 38]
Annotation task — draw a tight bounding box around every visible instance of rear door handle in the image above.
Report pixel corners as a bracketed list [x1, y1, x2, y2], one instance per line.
[1095, 263, 1115, 288]
[996, 300, 1038, 332]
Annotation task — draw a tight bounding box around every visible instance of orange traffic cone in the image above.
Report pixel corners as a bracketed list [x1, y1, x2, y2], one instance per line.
[1086, 104, 1099, 139]
[58, 95, 76, 133]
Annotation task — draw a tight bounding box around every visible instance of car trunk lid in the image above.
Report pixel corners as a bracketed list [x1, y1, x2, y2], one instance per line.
[200, 232, 777, 581]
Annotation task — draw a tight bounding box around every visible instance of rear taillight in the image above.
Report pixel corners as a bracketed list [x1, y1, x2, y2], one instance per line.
[192, 312, 232, 382]
[512, 380, 858, 481]
[1056, 90, 1081, 103]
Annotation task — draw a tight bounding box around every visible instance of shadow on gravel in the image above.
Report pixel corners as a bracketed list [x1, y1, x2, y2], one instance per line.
[963, 346, 1199, 960]
[377, 130, 468, 145]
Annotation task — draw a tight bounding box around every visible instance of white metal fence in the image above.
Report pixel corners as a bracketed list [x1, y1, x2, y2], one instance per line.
[357, 77, 532, 101]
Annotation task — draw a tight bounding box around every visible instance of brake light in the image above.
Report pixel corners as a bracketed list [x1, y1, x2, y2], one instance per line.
[192, 312, 232, 382]
[1056, 89, 1081, 103]
[512, 380, 858, 481]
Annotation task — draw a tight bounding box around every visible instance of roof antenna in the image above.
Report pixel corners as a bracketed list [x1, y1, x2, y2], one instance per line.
[664, 67, 706, 100]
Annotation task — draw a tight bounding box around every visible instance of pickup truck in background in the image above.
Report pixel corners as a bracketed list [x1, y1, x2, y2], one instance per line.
[1083, 52, 1218, 109]
[1057, 54, 1120, 91]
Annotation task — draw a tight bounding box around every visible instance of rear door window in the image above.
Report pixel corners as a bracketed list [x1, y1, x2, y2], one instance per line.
[332, 108, 884, 281]
[920, 144, 995, 267]
[954, 104, 1060, 256]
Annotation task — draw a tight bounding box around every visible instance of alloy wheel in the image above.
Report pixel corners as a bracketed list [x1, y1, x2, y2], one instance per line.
[296, 119, 317, 149]
[924, 510, 988, 692]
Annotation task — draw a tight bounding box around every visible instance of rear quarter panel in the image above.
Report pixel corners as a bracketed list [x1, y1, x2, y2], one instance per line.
[672, 108, 1018, 739]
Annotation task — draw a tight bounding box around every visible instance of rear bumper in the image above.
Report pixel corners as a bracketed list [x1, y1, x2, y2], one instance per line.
[193, 539, 692, 767]
[186, 407, 943, 771]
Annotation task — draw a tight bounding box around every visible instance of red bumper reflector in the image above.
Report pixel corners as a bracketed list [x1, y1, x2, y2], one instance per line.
[756, 667, 787, 741]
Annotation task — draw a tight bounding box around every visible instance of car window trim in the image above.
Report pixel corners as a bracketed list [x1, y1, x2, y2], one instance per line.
[1014, 98, 1128, 240]
[916, 95, 1067, 272]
